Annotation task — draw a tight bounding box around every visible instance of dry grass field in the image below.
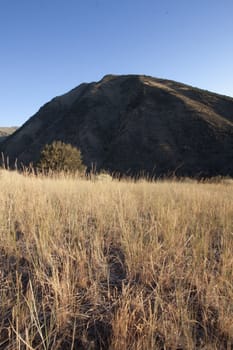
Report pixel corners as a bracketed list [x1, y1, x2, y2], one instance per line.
[0, 170, 233, 349]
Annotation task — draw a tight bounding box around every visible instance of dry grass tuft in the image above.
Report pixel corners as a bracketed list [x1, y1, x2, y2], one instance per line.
[0, 170, 233, 349]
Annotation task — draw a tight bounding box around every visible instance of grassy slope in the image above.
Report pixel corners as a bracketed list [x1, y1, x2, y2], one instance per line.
[0, 171, 233, 349]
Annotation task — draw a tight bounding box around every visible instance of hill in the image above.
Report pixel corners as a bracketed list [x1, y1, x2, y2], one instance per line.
[1, 75, 233, 177]
[0, 127, 18, 142]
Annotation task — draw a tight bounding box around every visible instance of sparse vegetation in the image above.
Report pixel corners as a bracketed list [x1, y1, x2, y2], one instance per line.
[0, 170, 233, 349]
[37, 141, 85, 173]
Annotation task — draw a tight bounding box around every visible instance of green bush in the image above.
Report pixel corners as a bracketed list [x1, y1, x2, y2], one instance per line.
[38, 141, 85, 173]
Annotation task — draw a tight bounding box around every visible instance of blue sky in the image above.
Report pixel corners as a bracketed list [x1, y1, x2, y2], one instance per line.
[0, 0, 233, 126]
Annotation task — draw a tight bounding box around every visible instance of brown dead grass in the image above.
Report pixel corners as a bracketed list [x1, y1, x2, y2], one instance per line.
[0, 170, 233, 349]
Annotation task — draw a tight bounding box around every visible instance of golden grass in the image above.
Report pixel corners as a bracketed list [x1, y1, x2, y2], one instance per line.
[0, 170, 233, 349]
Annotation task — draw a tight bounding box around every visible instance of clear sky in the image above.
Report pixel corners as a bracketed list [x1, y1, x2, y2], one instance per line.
[0, 0, 233, 127]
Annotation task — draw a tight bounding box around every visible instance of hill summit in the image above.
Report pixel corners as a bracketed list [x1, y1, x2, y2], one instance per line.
[1, 75, 233, 177]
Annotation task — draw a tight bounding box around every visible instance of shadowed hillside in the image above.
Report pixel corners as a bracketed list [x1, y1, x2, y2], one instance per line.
[1, 75, 233, 177]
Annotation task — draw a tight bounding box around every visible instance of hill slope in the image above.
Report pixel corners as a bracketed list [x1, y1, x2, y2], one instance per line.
[0, 127, 18, 143]
[1, 75, 233, 177]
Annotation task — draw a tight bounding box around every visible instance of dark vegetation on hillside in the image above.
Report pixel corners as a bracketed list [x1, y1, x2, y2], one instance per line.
[1, 75, 233, 177]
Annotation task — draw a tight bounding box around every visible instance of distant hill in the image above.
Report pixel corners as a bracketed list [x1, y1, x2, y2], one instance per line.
[1, 75, 233, 177]
[0, 127, 18, 142]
